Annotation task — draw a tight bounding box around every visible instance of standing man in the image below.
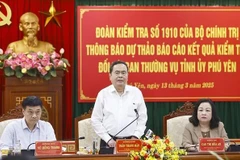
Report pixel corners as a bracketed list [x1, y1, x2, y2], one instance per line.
[7, 12, 54, 53]
[0, 96, 56, 150]
[91, 60, 148, 154]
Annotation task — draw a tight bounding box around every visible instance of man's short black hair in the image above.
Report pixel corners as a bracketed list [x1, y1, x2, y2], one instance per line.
[22, 96, 43, 109]
[109, 60, 128, 74]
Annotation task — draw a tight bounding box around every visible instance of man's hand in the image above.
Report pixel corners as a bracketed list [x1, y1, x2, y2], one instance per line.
[107, 139, 116, 147]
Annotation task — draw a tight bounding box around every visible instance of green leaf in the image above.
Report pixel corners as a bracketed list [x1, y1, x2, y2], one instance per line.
[38, 55, 43, 59]
[27, 69, 37, 77]
[0, 62, 3, 68]
[0, 54, 10, 61]
[15, 70, 23, 78]
[15, 66, 21, 72]
[0, 55, 4, 61]
[43, 73, 51, 80]
[62, 58, 71, 67]
[4, 67, 14, 76]
[50, 70, 57, 77]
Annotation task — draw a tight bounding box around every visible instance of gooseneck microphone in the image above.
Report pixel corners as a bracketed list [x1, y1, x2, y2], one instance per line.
[21, 143, 36, 156]
[134, 109, 139, 117]
[112, 109, 139, 139]
[27, 142, 36, 150]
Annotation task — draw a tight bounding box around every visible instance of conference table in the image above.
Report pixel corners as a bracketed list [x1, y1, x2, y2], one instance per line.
[37, 152, 240, 160]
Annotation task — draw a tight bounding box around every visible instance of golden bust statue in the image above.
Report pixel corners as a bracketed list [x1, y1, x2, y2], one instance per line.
[7, 12, 55, 53]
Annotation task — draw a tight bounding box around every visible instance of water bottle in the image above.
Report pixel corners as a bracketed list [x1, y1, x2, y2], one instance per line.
[92, 137, 98, 155]
[14, 140, 21, 155]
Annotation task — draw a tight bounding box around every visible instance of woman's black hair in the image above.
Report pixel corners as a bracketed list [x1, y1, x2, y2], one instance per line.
[189, 98, 220, 129]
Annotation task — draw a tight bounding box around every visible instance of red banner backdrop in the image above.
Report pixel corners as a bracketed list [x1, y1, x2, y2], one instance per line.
[77, 6, 240, 102]
[0, 0, 74, 139]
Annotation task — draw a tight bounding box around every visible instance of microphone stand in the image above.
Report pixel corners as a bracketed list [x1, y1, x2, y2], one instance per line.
[113, 109, 139, 138]
[20, 143, 36, 156]
[100, 110, 139, 154]
[27, 142, 36, 151]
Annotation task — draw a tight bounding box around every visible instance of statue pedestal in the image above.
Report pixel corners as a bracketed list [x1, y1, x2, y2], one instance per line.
[1, 71, 64, 139]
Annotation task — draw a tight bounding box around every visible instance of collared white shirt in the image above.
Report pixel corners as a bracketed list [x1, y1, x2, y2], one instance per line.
[0, 118, 56, 149]
[91, 85, 148, 143]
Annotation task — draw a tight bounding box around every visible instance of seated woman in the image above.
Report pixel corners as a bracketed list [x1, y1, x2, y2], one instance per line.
[182, 98, 229, 151]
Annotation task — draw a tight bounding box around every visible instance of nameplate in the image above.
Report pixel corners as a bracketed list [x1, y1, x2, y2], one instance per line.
[116, 139, 142, 153]
[35, 141, 62, 156]
[62, 141, 76, 154]
[199, 138, 225, 152]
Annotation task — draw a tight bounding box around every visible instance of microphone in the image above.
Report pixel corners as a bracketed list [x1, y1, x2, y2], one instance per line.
[134, 109, 139, 117]
[99, 110, 139, 154]
[27, 142, 35, 151]
[225, 139, 236, 144]
[225, 139, 240, 152]
[112, 109, 139, 139]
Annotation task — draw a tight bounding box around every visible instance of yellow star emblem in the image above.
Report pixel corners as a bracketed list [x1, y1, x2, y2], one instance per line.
[39, 1, 66, 27]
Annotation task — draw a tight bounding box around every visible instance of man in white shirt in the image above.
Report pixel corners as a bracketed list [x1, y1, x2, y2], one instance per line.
[91, 60, 148, 154]
[0, 96, 56, 150]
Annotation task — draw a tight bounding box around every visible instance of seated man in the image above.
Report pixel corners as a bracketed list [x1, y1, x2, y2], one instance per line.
[0, 96, 56, 150]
